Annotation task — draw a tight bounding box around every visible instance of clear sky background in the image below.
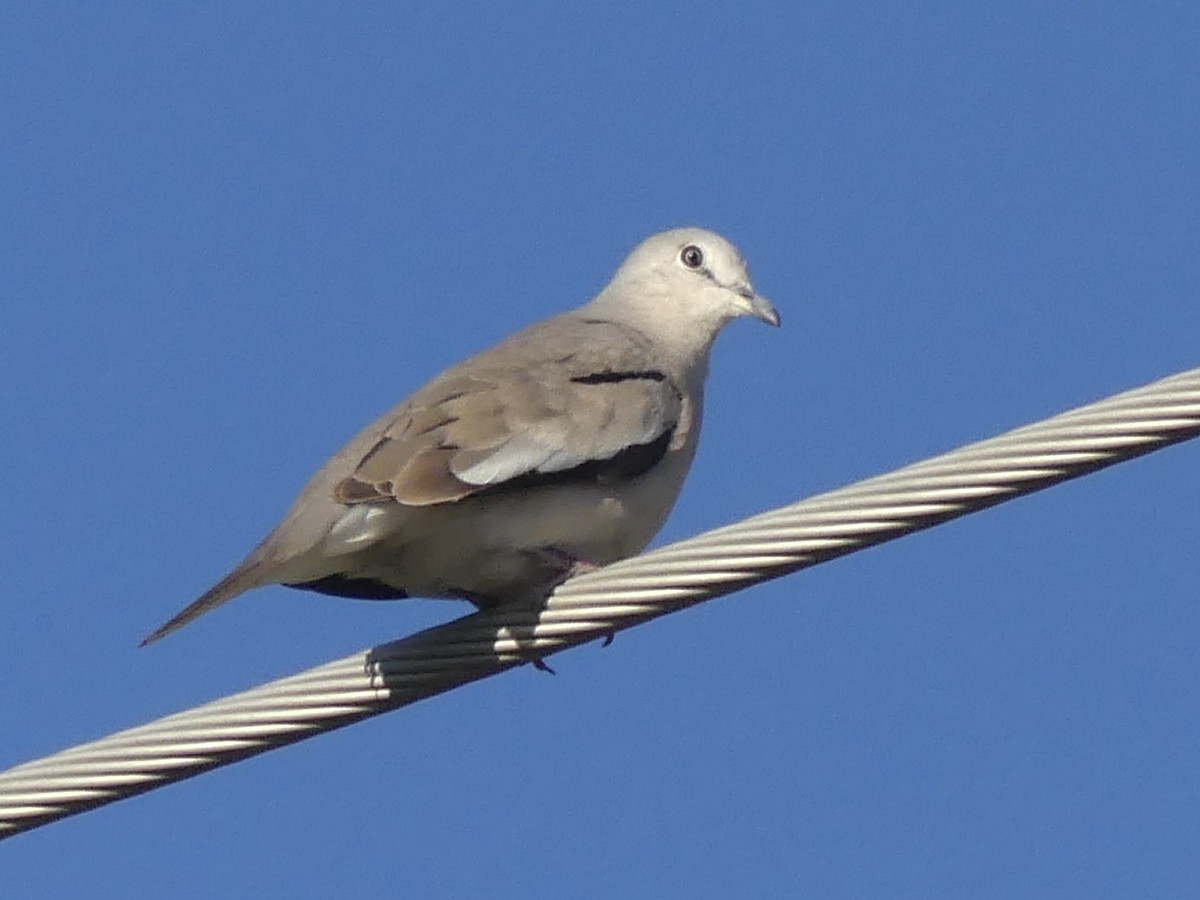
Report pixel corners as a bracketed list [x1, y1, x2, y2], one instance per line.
[3, 4, 1199, 898]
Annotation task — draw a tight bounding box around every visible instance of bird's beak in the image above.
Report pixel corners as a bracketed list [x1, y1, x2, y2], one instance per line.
[735, 286, 781, 327]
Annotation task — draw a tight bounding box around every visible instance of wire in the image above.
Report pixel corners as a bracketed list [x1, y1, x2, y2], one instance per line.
[2, 366, 1198, 839]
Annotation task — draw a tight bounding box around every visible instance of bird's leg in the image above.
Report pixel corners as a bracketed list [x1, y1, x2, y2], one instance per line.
[531, 547, 616, 648]
[531, 546, 601, 585]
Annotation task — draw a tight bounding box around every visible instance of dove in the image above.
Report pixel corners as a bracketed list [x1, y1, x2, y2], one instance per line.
[141, 227, 780, 645]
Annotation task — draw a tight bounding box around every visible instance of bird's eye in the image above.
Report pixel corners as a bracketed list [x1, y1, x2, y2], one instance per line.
[680, 245, 704, 269]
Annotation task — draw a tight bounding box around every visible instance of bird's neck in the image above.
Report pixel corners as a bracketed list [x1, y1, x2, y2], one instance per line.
[580, 292, 724, 376]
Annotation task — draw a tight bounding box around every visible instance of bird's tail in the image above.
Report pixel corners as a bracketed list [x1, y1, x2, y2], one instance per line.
[139, 558, 271, 647]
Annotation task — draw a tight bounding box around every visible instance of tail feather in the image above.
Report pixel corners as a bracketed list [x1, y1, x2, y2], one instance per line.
[139, 559, 272, 647]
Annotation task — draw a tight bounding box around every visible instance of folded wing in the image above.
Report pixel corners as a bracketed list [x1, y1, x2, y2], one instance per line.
[335, 318, 684, 507]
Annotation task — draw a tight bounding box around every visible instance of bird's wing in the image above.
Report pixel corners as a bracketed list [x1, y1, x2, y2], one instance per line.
[334, 317, 684, 507]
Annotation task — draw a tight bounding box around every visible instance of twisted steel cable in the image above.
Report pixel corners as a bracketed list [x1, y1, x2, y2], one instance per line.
[2, 365, 1199, 839]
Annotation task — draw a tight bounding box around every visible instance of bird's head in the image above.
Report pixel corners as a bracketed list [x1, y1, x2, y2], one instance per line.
[592, 227, 780, 341]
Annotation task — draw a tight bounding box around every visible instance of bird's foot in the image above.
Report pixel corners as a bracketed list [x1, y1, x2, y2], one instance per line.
[495, 549, 606, 674]
[534, 548, 614, 649]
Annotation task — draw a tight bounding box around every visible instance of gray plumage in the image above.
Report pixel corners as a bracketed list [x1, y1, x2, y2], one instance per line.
[141, 227, 780, 645]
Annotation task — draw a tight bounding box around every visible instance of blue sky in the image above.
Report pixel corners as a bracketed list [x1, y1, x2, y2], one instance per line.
[3, 3, 1200, 897]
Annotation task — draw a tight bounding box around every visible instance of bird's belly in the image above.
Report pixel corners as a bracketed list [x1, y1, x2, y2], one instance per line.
[344, 467, 687, 605]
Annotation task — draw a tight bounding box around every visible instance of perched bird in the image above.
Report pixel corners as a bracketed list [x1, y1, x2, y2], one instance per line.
[141, 227, 780, 646]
